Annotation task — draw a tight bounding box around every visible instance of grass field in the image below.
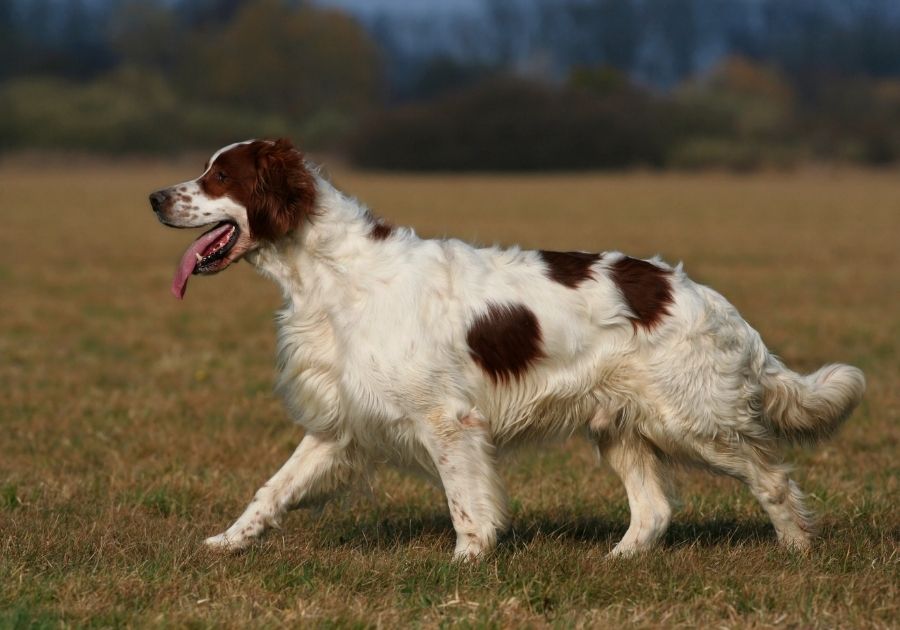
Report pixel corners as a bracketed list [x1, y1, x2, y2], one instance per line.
[1, 160, 898, 627]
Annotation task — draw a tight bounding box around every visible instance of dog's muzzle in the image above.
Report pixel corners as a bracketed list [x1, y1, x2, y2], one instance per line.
[149, 190, 168, 215]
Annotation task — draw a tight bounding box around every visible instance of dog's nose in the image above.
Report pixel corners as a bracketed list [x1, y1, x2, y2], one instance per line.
[149, 191, 167, 213]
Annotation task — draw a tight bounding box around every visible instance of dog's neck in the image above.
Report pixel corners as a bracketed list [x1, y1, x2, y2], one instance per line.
[247, 176, 408, 311]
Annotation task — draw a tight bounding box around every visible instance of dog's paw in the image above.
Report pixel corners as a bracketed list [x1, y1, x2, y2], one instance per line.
[452, 535, 491, 562]
[204, 532, 253, 552]
[606, 541, 647, 559]
[779, 533, 812, 554]
[452, 548, 481, 563]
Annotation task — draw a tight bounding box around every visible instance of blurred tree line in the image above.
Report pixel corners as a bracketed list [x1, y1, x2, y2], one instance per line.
[350, 58, 900, 170]
[1, 0, 899, 169]
[0, 0, 382, 152]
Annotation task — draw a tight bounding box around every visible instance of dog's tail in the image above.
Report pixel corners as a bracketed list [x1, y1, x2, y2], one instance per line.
[760, 357, 865, 446]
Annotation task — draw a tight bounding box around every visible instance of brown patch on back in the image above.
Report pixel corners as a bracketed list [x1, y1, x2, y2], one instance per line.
[538, 250, 602, 288]
[364, 210, 395, 240]
[609, 256, 673, 330]
[369, 222, 395, 240]
[199, 138, 317, 241]
[466, 302, 545, 384]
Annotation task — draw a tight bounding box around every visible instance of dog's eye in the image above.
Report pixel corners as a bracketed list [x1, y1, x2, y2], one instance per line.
[216, 171, 228, 183]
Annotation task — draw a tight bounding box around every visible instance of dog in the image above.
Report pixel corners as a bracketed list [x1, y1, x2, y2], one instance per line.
[150, 138, 865, 560]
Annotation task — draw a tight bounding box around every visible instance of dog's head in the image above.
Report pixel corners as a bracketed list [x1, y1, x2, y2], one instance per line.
[149, 138, 317, 299]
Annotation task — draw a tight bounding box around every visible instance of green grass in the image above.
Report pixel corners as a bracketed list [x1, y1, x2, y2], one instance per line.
[0, 161, 897, 627]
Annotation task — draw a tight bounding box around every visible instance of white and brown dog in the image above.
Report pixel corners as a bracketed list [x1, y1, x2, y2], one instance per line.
[150, 138, 865, 559]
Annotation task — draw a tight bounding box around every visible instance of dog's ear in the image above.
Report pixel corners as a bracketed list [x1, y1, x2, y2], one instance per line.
[248, 138, 317, 241]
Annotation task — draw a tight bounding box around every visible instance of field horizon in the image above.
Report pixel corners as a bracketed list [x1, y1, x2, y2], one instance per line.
[1, 160, 897, 627]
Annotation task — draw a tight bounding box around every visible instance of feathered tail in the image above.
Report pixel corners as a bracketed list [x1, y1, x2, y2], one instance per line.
[760, 359, 866, 445]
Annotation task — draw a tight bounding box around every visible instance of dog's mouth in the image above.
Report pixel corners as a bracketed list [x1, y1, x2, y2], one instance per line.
[172, 221, 240, 299]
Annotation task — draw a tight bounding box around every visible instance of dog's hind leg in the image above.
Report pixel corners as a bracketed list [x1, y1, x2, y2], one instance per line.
[420, 408, 510, 561]
[694, 437, 815, 551]
[598, 436, 675, 557]
[204, 432, 358, 551]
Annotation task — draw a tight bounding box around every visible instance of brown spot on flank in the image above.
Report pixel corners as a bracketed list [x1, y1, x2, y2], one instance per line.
[466, 302, 545, 384]
[538, 250, 602, 288]
[610, 256, 673, 330]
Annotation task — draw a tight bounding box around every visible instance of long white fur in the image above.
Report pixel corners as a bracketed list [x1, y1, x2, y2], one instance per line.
[186, 166, 865, 559]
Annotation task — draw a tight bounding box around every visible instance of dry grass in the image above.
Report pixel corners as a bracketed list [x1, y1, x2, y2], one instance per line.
[1, 161, 898, 628]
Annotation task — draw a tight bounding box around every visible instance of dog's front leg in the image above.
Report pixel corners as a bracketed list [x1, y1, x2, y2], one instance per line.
[205, 432, 356, 551]
[421, 409, 510, 561]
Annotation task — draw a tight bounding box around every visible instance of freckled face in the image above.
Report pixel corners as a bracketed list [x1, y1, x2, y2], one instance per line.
[150, 137, 316, 299]
[149, 141, 261, 231]
[149, 141, 265, 298]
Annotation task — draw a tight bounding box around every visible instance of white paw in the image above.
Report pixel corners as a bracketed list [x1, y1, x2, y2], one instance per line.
[453, 536, 490, 562]
[607, 539, 646, 558]
[204, 531, 253, 552]
[452, 549, 482, 562]
[779, 533, 812, 553]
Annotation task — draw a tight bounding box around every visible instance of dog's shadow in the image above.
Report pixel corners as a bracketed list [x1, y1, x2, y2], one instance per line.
[313, 508, 779, 553]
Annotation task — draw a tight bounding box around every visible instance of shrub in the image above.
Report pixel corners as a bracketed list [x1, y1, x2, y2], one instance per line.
[0, 68, 295, 154]
[347, 78, 676, 171]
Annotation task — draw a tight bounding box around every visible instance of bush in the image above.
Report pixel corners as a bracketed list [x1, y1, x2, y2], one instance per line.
[0, 69, 295, 154]
[347, 78, 676, 171]
[666, 138, 803, 171]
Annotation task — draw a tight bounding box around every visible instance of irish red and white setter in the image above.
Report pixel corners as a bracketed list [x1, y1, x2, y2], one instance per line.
[150, 138, 865, 559]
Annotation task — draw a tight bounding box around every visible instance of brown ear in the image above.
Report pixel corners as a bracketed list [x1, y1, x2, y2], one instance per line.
[248, 138, 317, 241]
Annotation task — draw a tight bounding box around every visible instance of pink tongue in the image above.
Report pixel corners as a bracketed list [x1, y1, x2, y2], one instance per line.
[171, 223, 233, 299]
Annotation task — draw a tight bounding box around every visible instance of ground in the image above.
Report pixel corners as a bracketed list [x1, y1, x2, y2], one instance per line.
[1, 160, 897, 627]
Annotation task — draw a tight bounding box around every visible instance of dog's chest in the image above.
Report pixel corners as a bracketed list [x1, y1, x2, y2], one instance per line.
[273, 306, 345, 433]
